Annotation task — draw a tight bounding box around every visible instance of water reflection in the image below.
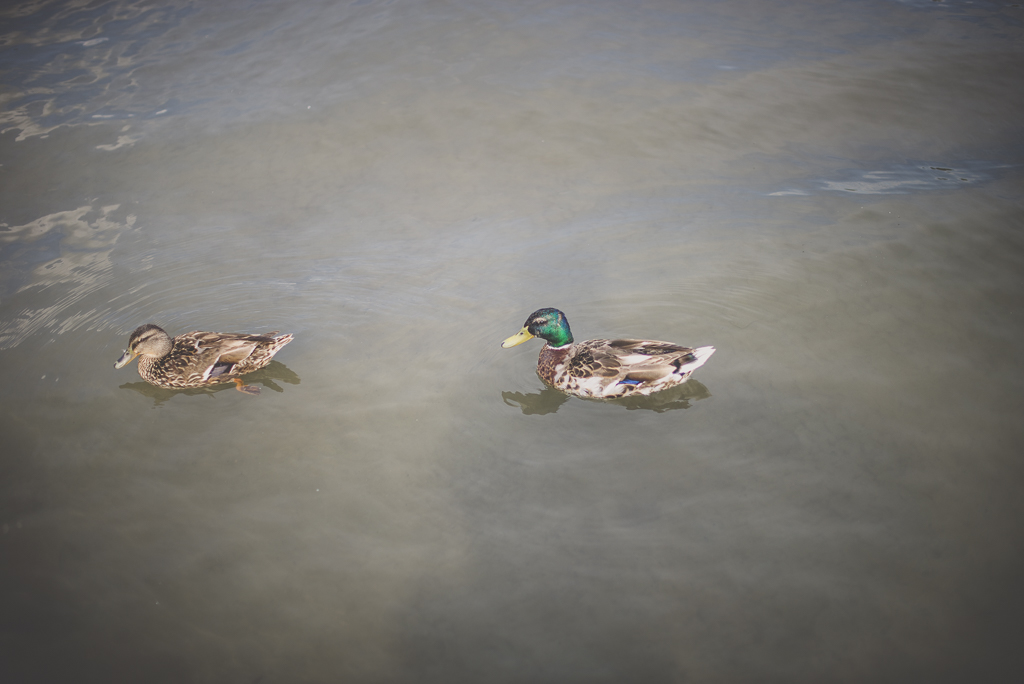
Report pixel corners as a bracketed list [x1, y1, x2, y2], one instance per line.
[502, 379, 711, 414]
[0, 204, 131, 349]
[0, 1, 202, 141]
[501, 387, 570, 415]
[770, 161, 1012, 196]
[119, 360, 300, 406]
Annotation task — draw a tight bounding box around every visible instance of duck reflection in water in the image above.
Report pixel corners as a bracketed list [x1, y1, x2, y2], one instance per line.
[120, 361, 301, 407]
[503, 379, 711, 415]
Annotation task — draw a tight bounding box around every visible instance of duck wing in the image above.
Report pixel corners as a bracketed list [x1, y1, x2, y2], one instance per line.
[574, 339, 710, 383]
[185, 331, 280, 379]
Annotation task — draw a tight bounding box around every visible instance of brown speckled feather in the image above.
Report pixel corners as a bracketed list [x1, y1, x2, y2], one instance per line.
[538, 338, 714, 398]
[132, 328, 293, 389]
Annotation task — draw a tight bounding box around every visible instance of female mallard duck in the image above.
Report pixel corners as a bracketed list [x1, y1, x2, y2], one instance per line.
[502, 308, 714, 399]
[114, 324, 293, 395]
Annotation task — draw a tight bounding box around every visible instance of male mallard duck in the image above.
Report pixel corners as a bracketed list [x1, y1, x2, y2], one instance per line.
[114, 324, 293, 395]
[502, 308, 714, 399]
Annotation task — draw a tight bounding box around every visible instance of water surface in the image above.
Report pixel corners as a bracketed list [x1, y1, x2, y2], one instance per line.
[2, 0, 1024, 682]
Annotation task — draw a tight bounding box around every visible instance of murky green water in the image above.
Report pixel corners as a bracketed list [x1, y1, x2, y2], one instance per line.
[2, 0, 1024, 681]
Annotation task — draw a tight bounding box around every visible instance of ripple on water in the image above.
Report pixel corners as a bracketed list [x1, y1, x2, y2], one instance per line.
[0, 2, 201, 142]
[770, 161, 1013, 196]
[0, 204, 133, 350]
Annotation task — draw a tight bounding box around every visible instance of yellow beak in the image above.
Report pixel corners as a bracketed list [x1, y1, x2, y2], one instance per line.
[501, 327, 535, 348]
[114, 349, 138, 369]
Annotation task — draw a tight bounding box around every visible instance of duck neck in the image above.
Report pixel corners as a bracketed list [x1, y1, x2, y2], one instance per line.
[540, 324, 573, 348]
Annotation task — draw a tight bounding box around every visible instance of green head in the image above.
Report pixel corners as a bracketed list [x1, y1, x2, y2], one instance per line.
[502, 307, 574, 348]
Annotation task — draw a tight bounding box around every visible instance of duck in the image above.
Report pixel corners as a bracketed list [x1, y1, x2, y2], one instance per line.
[114, 323, 293, 395]
[501, 308, 714, 399]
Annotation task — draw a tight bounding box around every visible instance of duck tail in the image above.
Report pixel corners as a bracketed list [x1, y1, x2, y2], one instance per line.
[678, 345, 715, 374]
[269, 333, 294, 355]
